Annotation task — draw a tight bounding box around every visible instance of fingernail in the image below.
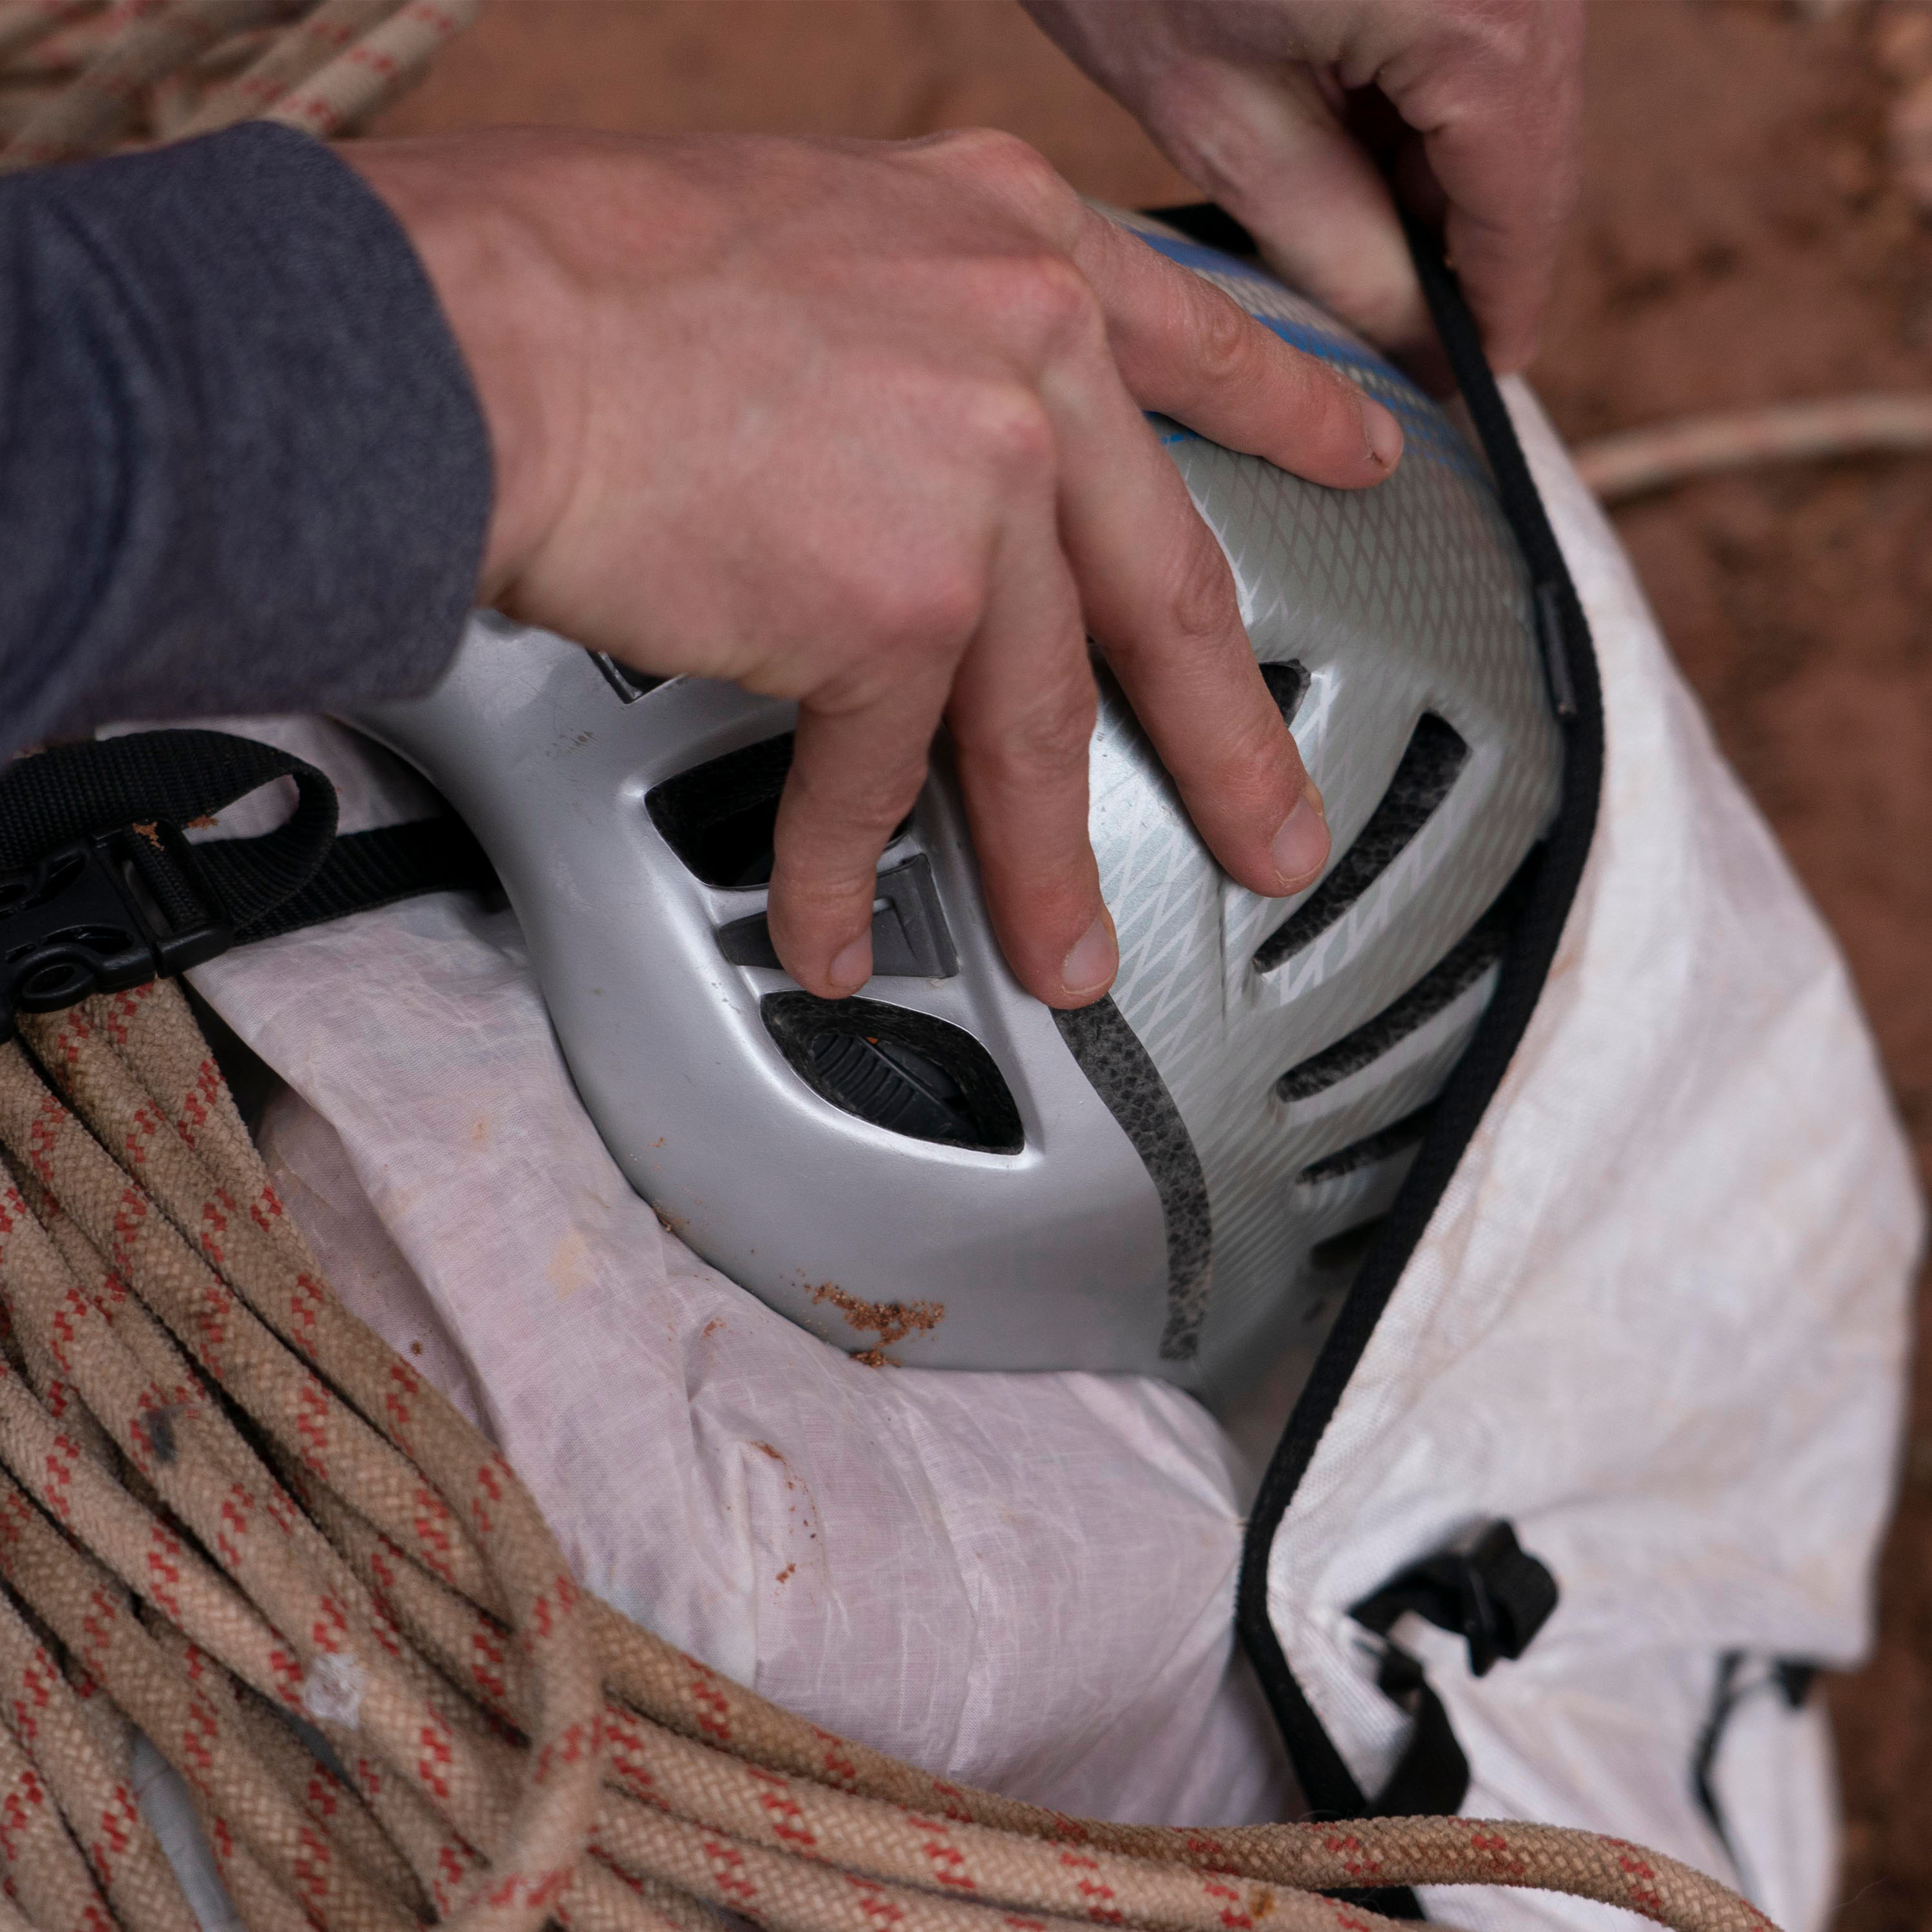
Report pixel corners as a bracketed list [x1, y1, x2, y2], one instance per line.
[1061, 910, 1118, 998]
[828, 936, 872, 994]
[1361, 396, 1403, 471]
[1271, 781, 1330, 891]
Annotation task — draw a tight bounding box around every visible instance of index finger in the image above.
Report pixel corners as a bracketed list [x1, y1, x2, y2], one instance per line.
[1070, 205, 1405, 486]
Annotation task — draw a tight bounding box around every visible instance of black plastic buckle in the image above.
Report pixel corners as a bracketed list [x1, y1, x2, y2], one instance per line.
[0, 822, 233, 1041]
[1350, 1519, 1558, 1679]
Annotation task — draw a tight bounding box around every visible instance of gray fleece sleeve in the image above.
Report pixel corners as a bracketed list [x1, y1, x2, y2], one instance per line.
[0, 122, 491, 757]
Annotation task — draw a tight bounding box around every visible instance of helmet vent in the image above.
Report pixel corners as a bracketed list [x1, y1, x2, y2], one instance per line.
[646, 733, 794, 889]
[1253, 712, 1468, 974]
[647, 734, 916, 891]
[1259, 659, 1310, 724]
[1293, 1101, 1437, 1186]
[1308, 1215, 1389, 1277]
[592, 652, 665, 703]
[1276, 899, 1510, 1104]
[762, 993, 1023, 1155]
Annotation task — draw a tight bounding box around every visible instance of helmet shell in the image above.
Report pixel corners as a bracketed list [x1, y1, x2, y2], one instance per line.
[361, 216, 1560, 1406]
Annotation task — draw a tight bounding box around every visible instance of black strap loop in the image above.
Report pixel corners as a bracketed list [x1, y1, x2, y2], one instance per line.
[0, 730, 339, 912]
[1343, 1522, 1557, 1823]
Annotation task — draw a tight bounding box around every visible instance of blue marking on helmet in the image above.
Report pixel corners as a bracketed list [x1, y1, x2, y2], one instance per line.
[1132, 230, 1483, 482]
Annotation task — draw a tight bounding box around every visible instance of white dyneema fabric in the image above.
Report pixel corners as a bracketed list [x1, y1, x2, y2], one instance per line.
[175, 384, 1917, 1931]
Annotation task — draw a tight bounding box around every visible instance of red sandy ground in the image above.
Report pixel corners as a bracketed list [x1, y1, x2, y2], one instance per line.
[379, 3, 1932, 1917]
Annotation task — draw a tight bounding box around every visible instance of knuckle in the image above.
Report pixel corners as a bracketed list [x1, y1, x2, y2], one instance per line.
[1188, 287, 1264, 392]
[840, 552, 984, 650]
[938, 126, 1064, 205]
[999, 252, 1103, 357]
[920, 127, 1081, 248]
[1165, 533, 1240, 646]
[788, 761, 927, 848]
[905, 565, 987, 647]
[969, 679, 1098, 784]
[956, 379, 1056, 482]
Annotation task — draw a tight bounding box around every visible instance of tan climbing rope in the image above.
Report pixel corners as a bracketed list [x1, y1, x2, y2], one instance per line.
[0, 977, 1779, 1931]
[0, 0, 478, 168]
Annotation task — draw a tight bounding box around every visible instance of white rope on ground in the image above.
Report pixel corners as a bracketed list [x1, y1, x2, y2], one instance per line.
[0, 977, 1782, 1931]
[1572, 392, 1932, 503]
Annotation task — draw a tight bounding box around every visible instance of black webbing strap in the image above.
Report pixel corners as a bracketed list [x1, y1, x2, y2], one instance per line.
[0, 730, 494, 1038]
[1358, 1653, 1472, 1821]
[245, 817, 497, 944]
[1399, 209, 1584, 729]
[1690, 1651, 1818, 1881]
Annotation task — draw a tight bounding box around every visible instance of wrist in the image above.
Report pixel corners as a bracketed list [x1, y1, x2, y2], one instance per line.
[341, 135, 587, 601]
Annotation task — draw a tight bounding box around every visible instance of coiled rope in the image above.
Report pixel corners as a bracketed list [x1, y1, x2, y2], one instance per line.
[0, 979, 1784, 1931]
[0, 0, 478, 168]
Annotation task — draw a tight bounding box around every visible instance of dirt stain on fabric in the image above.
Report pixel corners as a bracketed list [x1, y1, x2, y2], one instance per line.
[544, 1227, 591, 1300]
[808, 1283, 943, 1365]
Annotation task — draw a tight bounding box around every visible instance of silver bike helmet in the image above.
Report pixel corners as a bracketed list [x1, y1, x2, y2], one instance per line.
[361, 212, 1562, 1406]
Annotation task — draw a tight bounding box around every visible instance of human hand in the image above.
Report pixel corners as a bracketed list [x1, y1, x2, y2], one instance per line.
[346, 128, 1403, 1008]
[1020, 0, 1584, 378]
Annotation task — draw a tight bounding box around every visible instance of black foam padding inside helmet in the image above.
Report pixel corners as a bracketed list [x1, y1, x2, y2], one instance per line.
[1254, 712, 1469, 974]
[1293, 1101, 1439, 1188]
[649, 734, 919, 892]
[1274, 864, 1530, 1106]
[1260, 660, 1311, 725]
[762, 992, 1024, 1155]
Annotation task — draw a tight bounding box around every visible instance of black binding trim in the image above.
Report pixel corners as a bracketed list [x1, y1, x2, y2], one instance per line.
[1153, 204, 1604, 1901]
[1690, 1651, 1818, 1884]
